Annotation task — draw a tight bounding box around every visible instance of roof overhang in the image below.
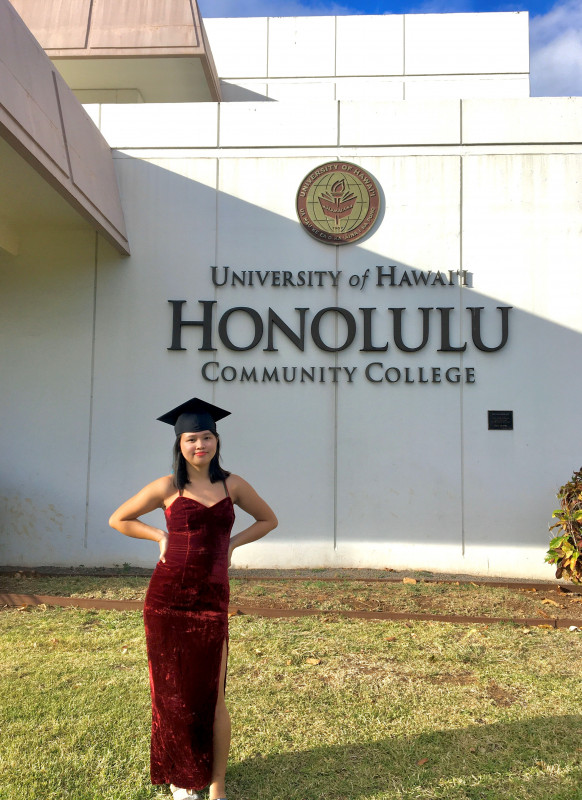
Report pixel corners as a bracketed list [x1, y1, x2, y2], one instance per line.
[0, 0, 129, 255]
[9, 0, 221, 102]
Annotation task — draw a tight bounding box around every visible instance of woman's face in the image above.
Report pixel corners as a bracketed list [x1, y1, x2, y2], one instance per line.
[180, 430, 217, 467]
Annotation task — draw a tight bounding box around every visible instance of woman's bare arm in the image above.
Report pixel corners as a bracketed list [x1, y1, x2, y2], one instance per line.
[227, 475, 278, 562]
[109, 476, 173, 561]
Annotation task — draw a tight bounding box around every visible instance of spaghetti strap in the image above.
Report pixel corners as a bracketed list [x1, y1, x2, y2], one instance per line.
[222, 479, 229, 498]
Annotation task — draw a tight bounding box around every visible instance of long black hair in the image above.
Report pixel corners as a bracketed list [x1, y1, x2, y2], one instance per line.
[172, 433, 231, 491]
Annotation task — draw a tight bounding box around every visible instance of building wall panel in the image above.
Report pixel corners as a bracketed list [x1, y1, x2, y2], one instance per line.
[404, 12, 529, 76]
[100, 103, 219, 149]
[336, 15, 404, 77]
[0, 231, 96, 565]
[461, 153, 582, 572]
[462, 97, 582, 143]
[339, 100, 461, 146]
[204, 18, 268, 79]
[268, 17, 336, 79]
[219, 101, 338, 148]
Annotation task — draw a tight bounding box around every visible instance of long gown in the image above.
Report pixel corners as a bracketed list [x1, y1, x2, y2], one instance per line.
[143, 486, 235, 789]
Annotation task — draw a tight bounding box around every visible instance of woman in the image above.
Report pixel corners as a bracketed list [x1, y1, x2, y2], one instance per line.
[109, 397, 278, 800]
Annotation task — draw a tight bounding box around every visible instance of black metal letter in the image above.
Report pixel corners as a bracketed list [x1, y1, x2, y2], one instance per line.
[201, 361, 219, 381]
[391, 307, 432, 353]
[168, 300, 216, 351]
[365, 362, 384, 383]
[437, 307, 467, 352]
[264, 308, 307, 352]
[311, 307, 356, 352]
[210, 266, 228, 287]
[360, 308, 389, 352]
[218, 307, 263, 351]
[468, 306, 512, 352]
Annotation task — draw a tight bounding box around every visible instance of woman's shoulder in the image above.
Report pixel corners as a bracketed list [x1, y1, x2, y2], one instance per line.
[225, 473, 254, 501]
[225, 473, 246, 490]
[142, 474, 176, 501]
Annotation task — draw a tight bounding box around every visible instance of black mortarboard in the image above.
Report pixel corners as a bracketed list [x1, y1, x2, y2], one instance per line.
[157, 397, 231, 436]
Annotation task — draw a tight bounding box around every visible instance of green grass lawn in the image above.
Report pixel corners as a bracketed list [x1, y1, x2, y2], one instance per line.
[1, 593, 582, 799]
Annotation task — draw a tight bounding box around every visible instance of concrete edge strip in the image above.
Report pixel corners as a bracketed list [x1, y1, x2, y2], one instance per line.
[1, 593, 581, 629]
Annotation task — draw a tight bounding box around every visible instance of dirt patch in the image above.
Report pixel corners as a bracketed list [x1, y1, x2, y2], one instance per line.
[228, 581, 582, 620]
[424, 671, 477, 686]
[486, 681, 517, 707]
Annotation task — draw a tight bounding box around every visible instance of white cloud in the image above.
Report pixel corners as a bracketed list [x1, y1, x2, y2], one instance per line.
[530, 0, 582, 96]
[198, 0, 358, 16]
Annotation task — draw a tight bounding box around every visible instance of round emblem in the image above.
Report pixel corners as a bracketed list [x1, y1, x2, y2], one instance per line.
[296, 161, 381, 245]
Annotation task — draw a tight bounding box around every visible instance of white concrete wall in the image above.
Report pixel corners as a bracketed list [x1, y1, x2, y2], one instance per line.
[3, 95, 581, 579]
[205, 13, 530, 102]
[0, 229, 98, 565]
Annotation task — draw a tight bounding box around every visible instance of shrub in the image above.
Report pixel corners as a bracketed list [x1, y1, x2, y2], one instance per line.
[545, 467, 582, 583]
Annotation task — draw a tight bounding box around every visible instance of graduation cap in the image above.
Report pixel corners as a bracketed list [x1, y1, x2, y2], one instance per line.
[157, 397, 231, 436]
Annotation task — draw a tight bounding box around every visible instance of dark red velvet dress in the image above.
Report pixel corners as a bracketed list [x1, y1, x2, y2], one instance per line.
[143, 491, 235, 789]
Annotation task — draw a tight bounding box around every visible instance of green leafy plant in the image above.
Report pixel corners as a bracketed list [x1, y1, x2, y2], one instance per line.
[545, 467, 582, 582]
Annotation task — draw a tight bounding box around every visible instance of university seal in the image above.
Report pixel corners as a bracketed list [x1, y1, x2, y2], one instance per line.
[296, 161, 381, 245]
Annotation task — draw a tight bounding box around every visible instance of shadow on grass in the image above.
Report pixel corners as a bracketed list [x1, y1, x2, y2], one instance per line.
[226, 715, 582, 800]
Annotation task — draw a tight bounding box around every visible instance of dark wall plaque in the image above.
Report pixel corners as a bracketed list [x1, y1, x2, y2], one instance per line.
[488, 410, 513, 430]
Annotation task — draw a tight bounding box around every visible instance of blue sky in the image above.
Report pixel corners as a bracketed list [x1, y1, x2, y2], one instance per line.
[198, 0, 582, 96]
